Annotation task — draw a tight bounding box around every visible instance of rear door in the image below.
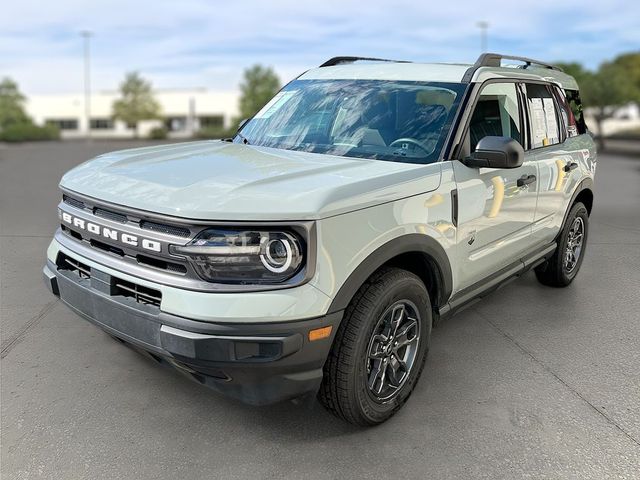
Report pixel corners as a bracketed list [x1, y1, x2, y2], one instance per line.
[523, 83, 587, 244]
[452, 81, 539, 291]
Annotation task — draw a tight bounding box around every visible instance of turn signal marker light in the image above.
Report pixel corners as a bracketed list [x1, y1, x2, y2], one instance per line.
[308, 326, 332, 341]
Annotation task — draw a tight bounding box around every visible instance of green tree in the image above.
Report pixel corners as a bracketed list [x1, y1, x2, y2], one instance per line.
[237, 65, 281, 123]
[112, 72, 161, 138]
[0, 77, 30, 130]
[608, 52, 640, 104]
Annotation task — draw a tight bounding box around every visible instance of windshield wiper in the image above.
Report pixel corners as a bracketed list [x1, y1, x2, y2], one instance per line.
[222, 132, 250, 144]
[236, 132, 250, 145]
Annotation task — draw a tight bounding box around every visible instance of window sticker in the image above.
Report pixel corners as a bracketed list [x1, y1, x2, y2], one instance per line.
[254, 91, 298, 119]
[529, 98, 547, 146]
[543, 98, 559, 142]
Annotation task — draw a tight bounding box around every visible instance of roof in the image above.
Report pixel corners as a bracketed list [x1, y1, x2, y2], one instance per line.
[300, 63, 473, 83]
[300, 54, 579, 91]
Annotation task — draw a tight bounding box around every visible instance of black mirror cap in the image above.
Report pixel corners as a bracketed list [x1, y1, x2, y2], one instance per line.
[465, 136, 524, 169]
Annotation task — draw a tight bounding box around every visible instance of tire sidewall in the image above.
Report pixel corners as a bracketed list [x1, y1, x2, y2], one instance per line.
[559, 203, 589, 283]
[351, 275, 431, 423]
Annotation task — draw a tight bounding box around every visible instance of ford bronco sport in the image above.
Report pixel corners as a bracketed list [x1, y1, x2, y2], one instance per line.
[44, 53, 596, 425]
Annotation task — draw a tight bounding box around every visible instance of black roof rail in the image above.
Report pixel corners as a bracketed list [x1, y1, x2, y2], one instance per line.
[319, 56, 411, 68]
[462, 52, 563, 82]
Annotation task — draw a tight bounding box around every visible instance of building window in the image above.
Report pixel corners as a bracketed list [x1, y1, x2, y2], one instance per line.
[46, 119, 79, 130]
[165, 117, 187, 132]
[90, 118, 114, 130]
[199, 115, 224, 129]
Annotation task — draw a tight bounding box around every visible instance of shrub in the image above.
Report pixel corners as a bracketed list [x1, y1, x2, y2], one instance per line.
[0, 122, 60, 142]
[148, 126, 168, 140]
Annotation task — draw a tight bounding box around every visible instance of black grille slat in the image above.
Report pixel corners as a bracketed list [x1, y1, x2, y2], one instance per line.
[65, 258, 91, 279]
[136, 255, 187, 275]
[93, 207, 127, 223]
[90, 239, 125, 257]
[140, 220, 191, 238]
[166, 263, 188, 274]
[114, 280, 162, 307]
[63, 195, 86, 210]
[57, 253, 91, 279]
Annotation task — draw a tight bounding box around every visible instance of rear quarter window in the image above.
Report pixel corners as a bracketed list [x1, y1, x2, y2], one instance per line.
[551, 86, 579, 138]
[565, 89, 588, 135]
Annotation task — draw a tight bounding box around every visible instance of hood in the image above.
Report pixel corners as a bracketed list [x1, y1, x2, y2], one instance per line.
[60, 141, 442, 221]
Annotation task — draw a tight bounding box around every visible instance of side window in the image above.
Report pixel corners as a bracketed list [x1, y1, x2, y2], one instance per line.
[551, 86, 579, 138]
[565, 89, 587, 134]
[468, 82, 522, 152]
[524, 83, 560, 148]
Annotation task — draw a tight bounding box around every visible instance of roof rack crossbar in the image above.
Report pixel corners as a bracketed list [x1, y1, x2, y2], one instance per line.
[462, 52, 563, 82]
[478, 53, 563, 71]
[319, 56, 411, 68]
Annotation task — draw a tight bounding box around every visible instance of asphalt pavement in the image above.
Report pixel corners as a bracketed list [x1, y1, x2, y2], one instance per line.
[1, 140, 639, 479]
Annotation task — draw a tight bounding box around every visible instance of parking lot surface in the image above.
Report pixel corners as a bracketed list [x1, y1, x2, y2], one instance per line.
[1, 141, 639, 479]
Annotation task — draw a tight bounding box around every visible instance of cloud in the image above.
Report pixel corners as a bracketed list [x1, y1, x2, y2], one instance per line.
[1, 0, 638, 94]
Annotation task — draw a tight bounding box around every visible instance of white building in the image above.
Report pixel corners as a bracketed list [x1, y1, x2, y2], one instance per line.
[25, 88, 239, 139]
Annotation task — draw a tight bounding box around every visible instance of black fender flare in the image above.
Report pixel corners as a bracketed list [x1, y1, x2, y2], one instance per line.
[327, 234, 453, 314]
[557, 178, 594, 240]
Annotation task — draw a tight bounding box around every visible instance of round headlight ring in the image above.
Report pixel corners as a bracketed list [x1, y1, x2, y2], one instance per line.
[260, 234, 297, 273]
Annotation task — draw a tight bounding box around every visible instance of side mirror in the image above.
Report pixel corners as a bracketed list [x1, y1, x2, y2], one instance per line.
[464, 136, 524, 169]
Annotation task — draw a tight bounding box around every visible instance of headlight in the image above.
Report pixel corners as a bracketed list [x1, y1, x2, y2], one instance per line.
[170, 228, 305, 284]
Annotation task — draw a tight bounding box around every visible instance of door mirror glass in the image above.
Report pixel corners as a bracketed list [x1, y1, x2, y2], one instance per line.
[464, 136, 524, 169]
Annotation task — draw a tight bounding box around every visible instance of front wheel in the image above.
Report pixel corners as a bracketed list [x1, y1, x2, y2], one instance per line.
[318, 268, 431, 426]
[535, 202, 589, 287]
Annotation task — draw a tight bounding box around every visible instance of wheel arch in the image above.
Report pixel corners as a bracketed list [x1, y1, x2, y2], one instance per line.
[574, 187, 593, 216]
[327, 234, 453, 315]
[558, 178, 594, 240]
[556, 178, 593, 241]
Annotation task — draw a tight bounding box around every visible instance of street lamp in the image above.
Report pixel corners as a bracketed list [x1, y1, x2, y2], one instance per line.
[80, 30, 92, 140]
[476, 21, 489, 53]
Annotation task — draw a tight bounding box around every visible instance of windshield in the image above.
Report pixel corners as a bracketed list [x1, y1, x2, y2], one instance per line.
[236, 79, 467, 164]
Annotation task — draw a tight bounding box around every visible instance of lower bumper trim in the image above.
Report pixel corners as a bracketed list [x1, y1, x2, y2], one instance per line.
[43, 260, 342, 405]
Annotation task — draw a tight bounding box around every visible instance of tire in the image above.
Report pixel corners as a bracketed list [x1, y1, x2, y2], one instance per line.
[318, 267, 432, 426]
[535, 201, 589, 287]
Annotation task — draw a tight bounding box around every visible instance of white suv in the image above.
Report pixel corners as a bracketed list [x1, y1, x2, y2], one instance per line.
[44, 53, 596, 425]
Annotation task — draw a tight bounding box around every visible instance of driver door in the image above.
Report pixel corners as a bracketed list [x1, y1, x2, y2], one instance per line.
[452, 81, 539, 291]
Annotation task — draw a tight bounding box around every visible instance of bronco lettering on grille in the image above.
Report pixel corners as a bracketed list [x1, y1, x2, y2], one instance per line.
[61, 211, 161, 252]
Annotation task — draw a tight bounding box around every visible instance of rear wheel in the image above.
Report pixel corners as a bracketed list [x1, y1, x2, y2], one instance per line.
[318, 268, 431, 426]
[535, 202, 589, 287]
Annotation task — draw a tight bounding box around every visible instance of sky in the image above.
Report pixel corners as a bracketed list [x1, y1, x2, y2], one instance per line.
[1, 0, 639, 95]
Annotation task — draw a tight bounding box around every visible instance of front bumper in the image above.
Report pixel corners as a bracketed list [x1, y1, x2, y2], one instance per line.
[43, 259, 342, 405]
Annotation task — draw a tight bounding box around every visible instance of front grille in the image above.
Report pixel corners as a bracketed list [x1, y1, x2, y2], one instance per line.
[90, 238, 125, 257]
[114, 279, 162, 307]
[136, 254, 187, 274]
[140, 220, 191, 238]
[56, 252, 162, 308]
[63, 195, 86, 210]
[94, 207, 127, 223]
[57, 253, 91, 279]
[61, 225, 83, 241]
[60, 193, 195, 280]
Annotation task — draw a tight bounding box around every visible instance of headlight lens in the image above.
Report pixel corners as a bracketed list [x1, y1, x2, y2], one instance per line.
[170, 228, 305, 284]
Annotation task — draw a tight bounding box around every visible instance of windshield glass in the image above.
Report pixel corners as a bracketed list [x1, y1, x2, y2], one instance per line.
[236, 79, 467, 164]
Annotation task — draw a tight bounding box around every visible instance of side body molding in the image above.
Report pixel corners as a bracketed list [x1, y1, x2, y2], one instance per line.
[327, 234, 453, 314]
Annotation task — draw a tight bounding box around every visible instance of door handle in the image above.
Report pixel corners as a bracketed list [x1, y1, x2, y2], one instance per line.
[564, 162, 578, 172]
[517, 174, 536, 187]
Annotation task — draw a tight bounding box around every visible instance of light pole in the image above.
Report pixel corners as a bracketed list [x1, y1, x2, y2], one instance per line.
[80, 30, 92, 140]
[476, 21, 489, 53]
